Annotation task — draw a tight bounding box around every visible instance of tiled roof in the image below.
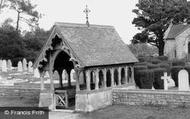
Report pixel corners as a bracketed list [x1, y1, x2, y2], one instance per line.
[35, 22, 138, 68]
[165, 24, 190, 39]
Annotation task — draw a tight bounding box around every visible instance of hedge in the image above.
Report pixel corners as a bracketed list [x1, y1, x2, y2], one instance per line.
[158, 62, 171, 74]
[147, 63, 159, 69]
[172, 60, 186, 66]
[156, 56, 168, 61]
[136, 69, 154, 89]
[134, 65, 148, 88]
[152, 68, 166, 89]
[171, 66, 184, 87]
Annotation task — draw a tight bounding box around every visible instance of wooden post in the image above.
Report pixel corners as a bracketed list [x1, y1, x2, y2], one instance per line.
[118, 67, 121, 86]
[40, 73, 45, 91]
[75, 69, 80, 92]
[111, 68, 114, 87]
[86, 70, 91, 91]
[131, 66, 135, 83]
[125, 66, 128, 84]
[95, 69, 99, 90]
[103, 69, 107, 88]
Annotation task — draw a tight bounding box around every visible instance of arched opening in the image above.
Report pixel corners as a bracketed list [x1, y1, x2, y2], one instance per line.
[106, 70, 111, 87]
[114, 69, 118, 86]
[90, 71, 95, 90]
[121, 68, 125, 84]
[54, 51, 74, 89]
[128, 67, 132, 83]
[79, 71, 86, 90]
[99, 70, 104, 88]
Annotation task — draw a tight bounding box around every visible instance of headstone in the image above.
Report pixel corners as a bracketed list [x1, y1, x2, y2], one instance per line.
[44, 71, 50, 78]
[34, 68, 40, 78]
[28, 61, 33, 73]
[17, 61, 23, 72]
[7, 59, 12, 70]
[178, 69, 189, 91]
[168, 75, 175, 88]
[70, 69, 76, 81]
[161, 72, 171, 90]
[23, 58, 27, 71]
[2, 60, 7, 72]
[53, 70, 59, 80]
[62, 70, 68, 81]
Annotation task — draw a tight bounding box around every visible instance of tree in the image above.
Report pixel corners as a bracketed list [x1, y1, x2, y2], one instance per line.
[6, 0, 41, 31]
[0, 20, 25, 65]
[132, 0, 190, 56]
[23, 28, 51, 61]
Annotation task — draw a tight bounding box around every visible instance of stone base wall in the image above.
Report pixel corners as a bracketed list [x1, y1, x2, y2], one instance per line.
[39, 90, 54, 110]
[113, 89, 190, 107]
[75, 88, 112, 112]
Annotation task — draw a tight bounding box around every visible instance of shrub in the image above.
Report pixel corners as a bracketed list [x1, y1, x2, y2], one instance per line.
[152, 68, 166, 89]
[172, 60, 186, 66]
[158, 62, 171, 74]
[184, 66, 190, 84]
[137, 69, 154, 89]
[134, 65, 148, 88]
[147, 63, 159, 69]
[156, 56, 168, 61]
[134, 62, 148, 66]
[171, 66, 184, 86]
[150, 58, 162, 64]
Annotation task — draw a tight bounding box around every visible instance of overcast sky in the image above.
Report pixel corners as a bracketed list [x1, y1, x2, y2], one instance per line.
[0, 0, 139, 44]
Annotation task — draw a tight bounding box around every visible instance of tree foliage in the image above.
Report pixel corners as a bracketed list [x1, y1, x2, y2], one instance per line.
[132, 0, 190, 56]
[0, 20, 50, 66]
[4, 0, 41, 30]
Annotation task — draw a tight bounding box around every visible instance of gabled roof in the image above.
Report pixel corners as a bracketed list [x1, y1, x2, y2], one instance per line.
[164, 23, 190, 39]
[35, 22, 138, 68]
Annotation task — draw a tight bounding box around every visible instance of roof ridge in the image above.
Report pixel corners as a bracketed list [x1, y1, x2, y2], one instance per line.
[54, 22, 114, 29]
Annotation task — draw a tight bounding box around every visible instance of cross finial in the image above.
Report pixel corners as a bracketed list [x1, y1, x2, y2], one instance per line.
[83, 5, 91, 27]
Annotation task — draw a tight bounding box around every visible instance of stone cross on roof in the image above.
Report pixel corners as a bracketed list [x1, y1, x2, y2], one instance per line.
[83, 5, 91, 27]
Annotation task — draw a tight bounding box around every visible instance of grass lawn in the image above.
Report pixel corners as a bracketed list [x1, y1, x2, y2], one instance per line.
[50, 105, 190, 119]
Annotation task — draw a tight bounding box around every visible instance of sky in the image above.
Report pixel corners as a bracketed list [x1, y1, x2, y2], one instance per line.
[0, 0, 139, 44]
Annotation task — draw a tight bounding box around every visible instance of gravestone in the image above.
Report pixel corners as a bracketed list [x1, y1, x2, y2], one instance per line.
[34, 68, 40, 78]
[53, 70, 59, 80]
[2, 60, 7, 72]
[62, 70, 68, 81]
[168, 74, 175, 88]
[161, 72, 171, 90]
[70, 69, 76, 81]
[28, 61, 33, 73]
[44, 71, 50, 78]
[178, 69, 189, 91]
[23, 58, 27, 71]
[17, 61, 23, 72]
[7, 59, 12, 70]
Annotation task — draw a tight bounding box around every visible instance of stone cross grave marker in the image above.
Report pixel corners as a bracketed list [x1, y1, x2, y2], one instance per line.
[28, 61, 33, 73]
[23, 58, 27, 71]
[2, 60, 7, 72]
[178, 69, 189, 91]
[34, 68, 40, 78]
[161, 72, 172, 90]
[17, 61, 23, 72]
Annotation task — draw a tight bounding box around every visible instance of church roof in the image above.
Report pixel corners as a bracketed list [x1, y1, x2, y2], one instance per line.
[35, 22, 138, 68]
[164, 24, 190, 39]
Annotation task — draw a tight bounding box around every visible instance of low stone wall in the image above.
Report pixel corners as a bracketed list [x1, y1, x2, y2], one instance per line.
[75, 88, 112, 112]
[113, 89, 190, 107]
